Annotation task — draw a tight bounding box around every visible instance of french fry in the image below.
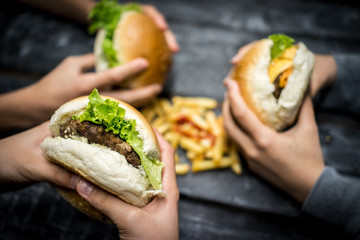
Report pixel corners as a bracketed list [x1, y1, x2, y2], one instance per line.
[176, 163, 190, 175]
[140, 96, 242, 176]
[179, 137, 204, 154]
[212, 133, 225, 165]
[173, 96, 217, 109]
[156, 121, 171, 135]
[190, 114, 208, 130]
[231, 161, 242, 175]
[192, 157, 233, 172]
[229, 143, 242, 175]
[206, 111, 220, 136]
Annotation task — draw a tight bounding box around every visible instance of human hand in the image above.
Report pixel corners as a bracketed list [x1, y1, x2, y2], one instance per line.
[0, 122, 75, 189]
[73, 131, 179, 240]
[230, 42, 337, 98]
[223, 79, 325, 203]
[29, 54, 161, 122]
[141, 4, 179, 53]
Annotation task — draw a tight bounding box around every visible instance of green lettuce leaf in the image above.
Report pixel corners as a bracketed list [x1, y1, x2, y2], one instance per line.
[268, 34, 295, 60]
[76, 89, 163, 190]
[88, 0, 141, 67]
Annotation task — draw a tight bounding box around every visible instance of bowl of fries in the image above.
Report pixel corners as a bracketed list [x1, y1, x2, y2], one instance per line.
[141, 96, 242, 175]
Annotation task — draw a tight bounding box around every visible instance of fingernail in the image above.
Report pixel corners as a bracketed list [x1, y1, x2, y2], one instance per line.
[78, 180, 93, 197]
[153, 84, 162, 93]
[224, 78, 231, 88]
[70, 175, 80, 189]
[136, 58, 148, 68]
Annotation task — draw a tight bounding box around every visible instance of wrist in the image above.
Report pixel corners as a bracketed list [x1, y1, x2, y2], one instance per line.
[291, 164, 325, 203]
[311, 54, 337, 97]
[0, 84, 50, 129]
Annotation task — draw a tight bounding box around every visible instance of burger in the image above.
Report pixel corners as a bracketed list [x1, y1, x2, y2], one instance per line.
[41, 89, 164, 220]
[231, 34, 315, 131]
[89, 0, 172, 88]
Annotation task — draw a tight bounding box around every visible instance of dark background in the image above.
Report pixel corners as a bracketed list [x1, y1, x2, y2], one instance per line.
[1, 0, 360, 239]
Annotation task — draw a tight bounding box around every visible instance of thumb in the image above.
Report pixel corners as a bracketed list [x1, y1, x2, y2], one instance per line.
[76, 179, 138, 224]
[293, 94, 317, 133]
[86, 58, 149, 89]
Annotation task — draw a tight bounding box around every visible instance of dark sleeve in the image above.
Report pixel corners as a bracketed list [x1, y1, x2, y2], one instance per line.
[301, 167, 360, 239]
[314, 54, 360, 115]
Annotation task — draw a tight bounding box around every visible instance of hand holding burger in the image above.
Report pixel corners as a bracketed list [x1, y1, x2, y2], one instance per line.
[74, 131, 179, 240]
[89, 0, 175, 88]
[230, 34, 315, 130]
[40, 89, 169, 220]
[223, 35, 326, 202]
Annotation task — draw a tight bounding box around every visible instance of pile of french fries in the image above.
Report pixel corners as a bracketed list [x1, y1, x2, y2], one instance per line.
[141, 96, 242, 175]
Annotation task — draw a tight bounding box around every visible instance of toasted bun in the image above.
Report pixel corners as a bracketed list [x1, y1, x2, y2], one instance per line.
[231, 39, 315, 130]
[94, 11, 172, 88]
[41, 96, 164, 220]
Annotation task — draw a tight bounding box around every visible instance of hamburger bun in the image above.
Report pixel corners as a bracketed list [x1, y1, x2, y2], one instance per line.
[41, 92, 165, 220]
[231, 37, 315, 131]
[94, 11, 172, 88]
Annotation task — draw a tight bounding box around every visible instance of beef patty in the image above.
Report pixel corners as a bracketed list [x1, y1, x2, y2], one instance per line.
[59, 119, 141, 167]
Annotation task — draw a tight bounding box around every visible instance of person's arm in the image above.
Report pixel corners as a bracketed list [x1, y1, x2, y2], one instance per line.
[314, 54, 360, 115]
[18, 0, 96, 25]
[302, 167, 360, 239]
[0, 54, 162, 130]
[223, 79, 325, 203]
[0, 122, 75, 190]
[73, 131, 179, 240]
[18, 0, 179, 52]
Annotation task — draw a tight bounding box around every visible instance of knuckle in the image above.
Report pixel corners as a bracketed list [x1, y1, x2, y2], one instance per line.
[64, 56, 76, 64]
[256, 134, 271, 150]
[172, 187, 180, 202]
[245, 147, 259, 161]
[123, 208, 142, 224]
[90, 188, 110, 207]
[232, 107, 246, 121]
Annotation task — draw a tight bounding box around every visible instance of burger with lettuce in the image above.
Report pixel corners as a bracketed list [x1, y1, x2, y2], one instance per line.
[41, 89, 164, 220]
[89, 0, 172, 88]
[231, 34, 315, 131]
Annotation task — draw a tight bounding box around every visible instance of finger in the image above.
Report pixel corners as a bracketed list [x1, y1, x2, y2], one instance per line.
[224, 78, 270, 141]
[164, 29, 180, 53]
[153, 130, 179, 203]
[293, 94, 317, 133]
[142, 5, 168, 30]
[84, 58, 148, 89]
[231, 41, 256, 64]
[154, 131, 176, 186]
[40, 163, 76, 189]
[76, 179, 138, 224]
[32, 122, 76, 189]
[70, 53, 96, 72]
[102, 83, 162, 108]
[222, 97, 254, 154]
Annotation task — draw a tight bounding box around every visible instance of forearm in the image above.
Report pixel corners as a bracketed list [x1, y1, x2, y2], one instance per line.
[0, 85, 48, 130]
[302, 167, 360, 238]
[314, 54, 360, 115]
[18, 0, 96, 25]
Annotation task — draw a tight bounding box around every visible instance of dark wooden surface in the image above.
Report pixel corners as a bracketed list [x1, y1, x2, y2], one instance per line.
[1, 0, 360, 239]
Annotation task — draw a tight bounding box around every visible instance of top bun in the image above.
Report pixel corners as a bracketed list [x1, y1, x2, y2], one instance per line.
[231, 39, 315, 131]
[95, 11, 172, 88]
[41, 95, 164, 212]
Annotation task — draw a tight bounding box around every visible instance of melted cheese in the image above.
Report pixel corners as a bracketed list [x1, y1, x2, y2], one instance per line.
[268, 46, 297, 84]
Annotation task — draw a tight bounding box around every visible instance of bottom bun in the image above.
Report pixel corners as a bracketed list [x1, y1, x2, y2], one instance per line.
[54, 186, 111, 223]
[41, 136, 165, 209]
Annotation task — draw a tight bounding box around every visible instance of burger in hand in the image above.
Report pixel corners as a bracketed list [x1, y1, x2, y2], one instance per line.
[41, 89, 164, 221]
[89, 0, 172, 88]
[231, 34, 315, 131]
